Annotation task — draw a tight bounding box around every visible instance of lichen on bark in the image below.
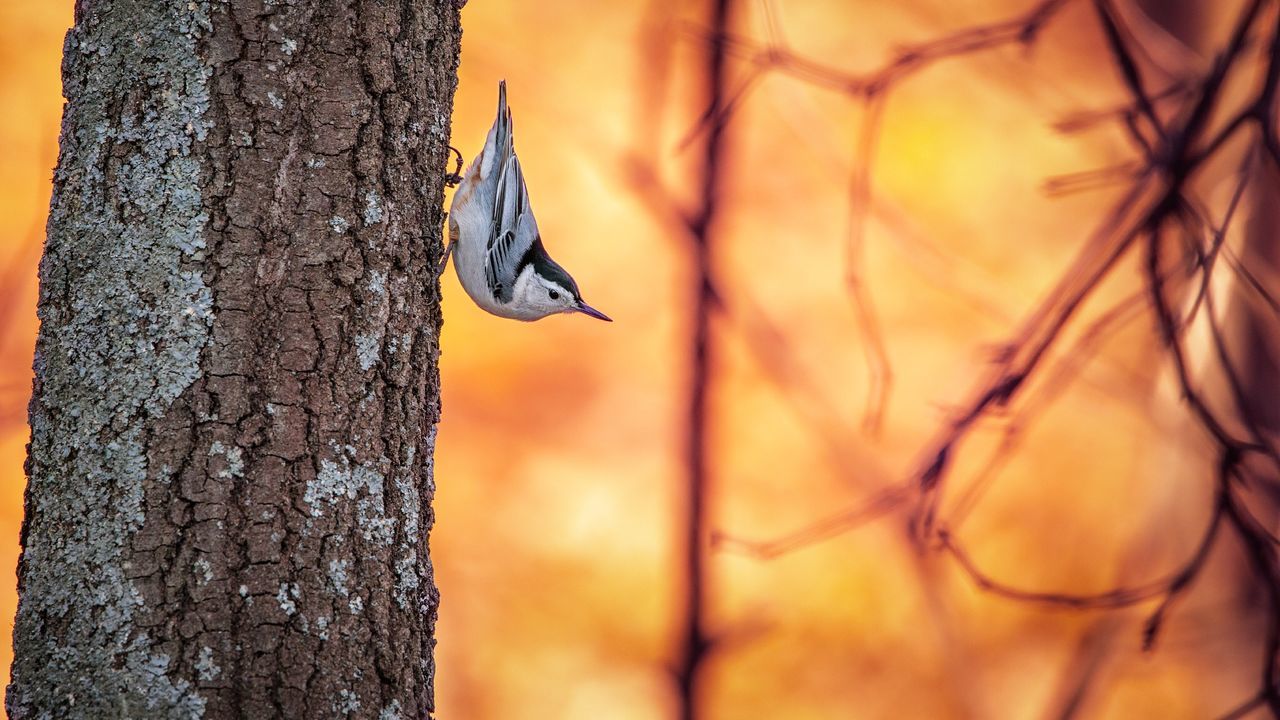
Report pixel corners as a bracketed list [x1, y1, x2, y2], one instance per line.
[10, 1, 216, 716]
[10, 0, 459, 717]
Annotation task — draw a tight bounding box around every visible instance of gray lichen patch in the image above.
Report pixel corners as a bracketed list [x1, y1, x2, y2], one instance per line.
[397, 442, 421, 540]
[209, 440, 244, 479]
[314, 614, 331, 640]
[367, 269, 387, 297]
[363, 189, 384, 225]
[194, 646, 221, 682]
[276, 582, 299, 616]
[359, 500, 397, 546]
[380, 699, 404, 720]
[9, 1, 216, 717]
[353, 267, 391, 372]
[393, 441, 424, 610]
[327, 558, 350, 597]
[337, 689, 362, 716]
[355, 332, 382, 371]
[392, 552, 419, 610]
[194, 558, 214, 585]
[305, 444, 401, 550]
[305, 446, 390, 516]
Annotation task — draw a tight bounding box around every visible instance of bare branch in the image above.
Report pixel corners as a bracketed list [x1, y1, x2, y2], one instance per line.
[713, 485, 911, 559]
[845, 96, 891, 434]
[1093, 0, 1166, 142]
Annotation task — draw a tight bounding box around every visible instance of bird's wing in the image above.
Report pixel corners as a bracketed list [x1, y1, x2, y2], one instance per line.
[485, 153, 538, 303]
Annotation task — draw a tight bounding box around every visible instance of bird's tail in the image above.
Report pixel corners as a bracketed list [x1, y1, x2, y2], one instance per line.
[495, 80, 513, 165]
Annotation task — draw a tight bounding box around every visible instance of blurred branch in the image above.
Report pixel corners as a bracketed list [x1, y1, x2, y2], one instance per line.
[935, 450, 1223, 621]
[914, 0, 1271, 524]
[937, 527, 1172, 610]
[844, 96, 891, 433]
[1042, 161, 1143, 196]
[1093, 0, 1166, 143]
[1223, 246, 1280, 321]
[1219, 691, 1268, 720]
[714, 0, 1280, 682]
[1053, 81, 1187, 134]
[643, 0, 1280, 713]
[679, 0, 1075, 434]
[683, 0, 1071, 109]
[1222, 453, 1280, 715]
[1041, 618, 1121, 720]
[675, 1, 735, 719]
[713, 484, 911, 559]
[1182, 153, 1254, 329]
[946, 286, 1152, 530]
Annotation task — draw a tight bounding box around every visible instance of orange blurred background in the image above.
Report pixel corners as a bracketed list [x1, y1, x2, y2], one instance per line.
[0, 1, 1272, 718]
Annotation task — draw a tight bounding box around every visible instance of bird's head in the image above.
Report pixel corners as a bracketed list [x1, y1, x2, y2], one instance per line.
[510, 259, 611, 322]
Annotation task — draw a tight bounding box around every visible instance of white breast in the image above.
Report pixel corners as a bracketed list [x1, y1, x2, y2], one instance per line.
[449, 183, 525, 319]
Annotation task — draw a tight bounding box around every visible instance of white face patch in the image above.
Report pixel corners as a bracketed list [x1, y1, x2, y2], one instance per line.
[530, 279, 577, 316]
[504, 268, 578, 320]
[540, 281, 571, 305]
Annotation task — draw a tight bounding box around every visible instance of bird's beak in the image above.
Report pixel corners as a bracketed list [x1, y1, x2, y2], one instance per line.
[575, 300, 612, 322]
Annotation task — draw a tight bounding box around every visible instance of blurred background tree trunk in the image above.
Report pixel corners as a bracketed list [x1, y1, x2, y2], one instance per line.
[7, 1, 458, 717]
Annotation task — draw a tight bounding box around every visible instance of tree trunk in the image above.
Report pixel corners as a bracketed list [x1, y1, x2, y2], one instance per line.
[8, 1, 459, 718]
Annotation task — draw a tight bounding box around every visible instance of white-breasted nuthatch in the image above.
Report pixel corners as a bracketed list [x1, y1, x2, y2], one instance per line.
[445, 81, 611, 322]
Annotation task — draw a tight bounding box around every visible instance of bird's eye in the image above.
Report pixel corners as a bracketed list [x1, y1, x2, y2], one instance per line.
[548, 289, 560, 300]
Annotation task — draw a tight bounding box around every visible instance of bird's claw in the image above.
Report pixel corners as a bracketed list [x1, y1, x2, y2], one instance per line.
[437, 227, 454, 279]
[444, 145, 464, 188]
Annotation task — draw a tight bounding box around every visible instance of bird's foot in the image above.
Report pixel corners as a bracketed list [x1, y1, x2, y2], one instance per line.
[444, 146, 464, 187]
[437, 232, 454, 278]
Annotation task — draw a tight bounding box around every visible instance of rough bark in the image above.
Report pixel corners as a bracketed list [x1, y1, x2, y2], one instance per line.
[8, 0, 459, 717]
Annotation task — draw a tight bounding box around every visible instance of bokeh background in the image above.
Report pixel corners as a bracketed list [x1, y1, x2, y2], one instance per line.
[1, 0, 1275, 718]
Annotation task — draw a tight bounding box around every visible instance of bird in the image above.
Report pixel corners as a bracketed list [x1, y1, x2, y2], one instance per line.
[445, 81, 612, 323]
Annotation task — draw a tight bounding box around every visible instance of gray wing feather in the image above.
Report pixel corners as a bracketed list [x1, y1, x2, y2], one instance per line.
[483, 82, 542, 304]
[485, 153, 536, 303]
